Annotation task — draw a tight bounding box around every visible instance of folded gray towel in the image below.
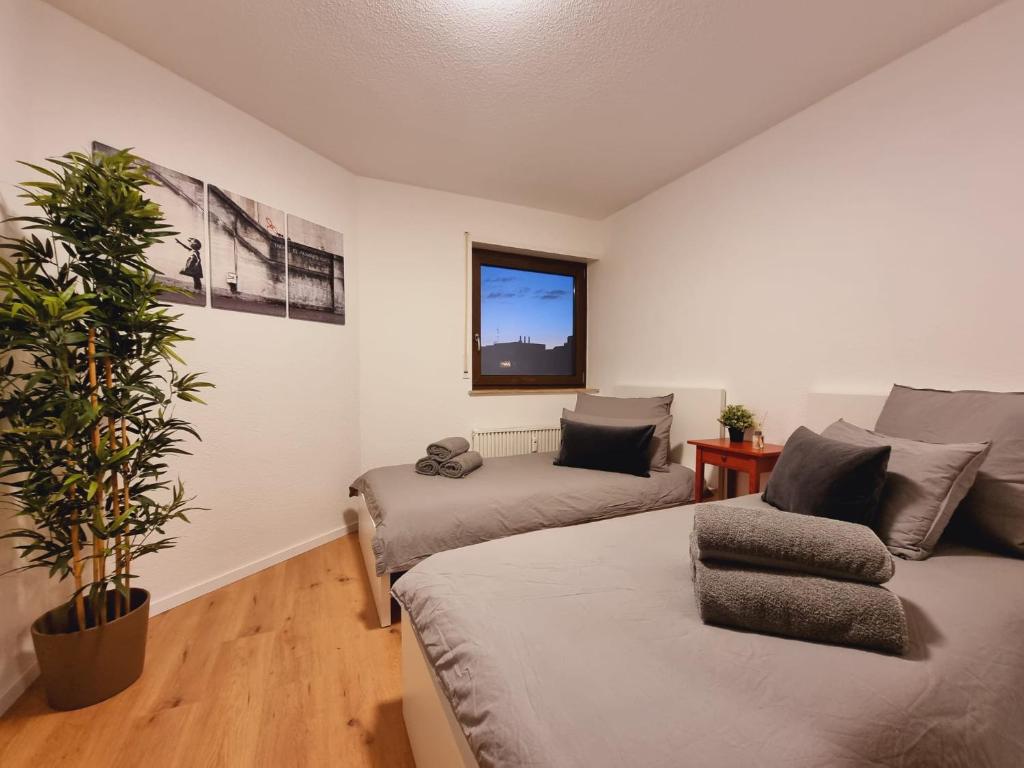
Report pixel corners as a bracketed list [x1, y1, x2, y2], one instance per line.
[427, 436, 470, 462]
[439, 451, 483, 479]
[692, 503, 894, 584]
[690, 536, 908, 654]
[415, 456, 441, 476]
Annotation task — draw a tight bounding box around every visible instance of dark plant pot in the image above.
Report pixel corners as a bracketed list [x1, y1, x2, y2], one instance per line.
[727, 427, 746, 443]
[30, 587, 150, 710]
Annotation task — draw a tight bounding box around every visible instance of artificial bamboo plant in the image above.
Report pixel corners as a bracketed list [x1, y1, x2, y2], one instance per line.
[1, 149, 212, 630]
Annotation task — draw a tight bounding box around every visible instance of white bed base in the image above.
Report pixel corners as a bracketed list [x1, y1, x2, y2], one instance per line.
[356, 493, 394, 628]
[401, 611, 480, 768]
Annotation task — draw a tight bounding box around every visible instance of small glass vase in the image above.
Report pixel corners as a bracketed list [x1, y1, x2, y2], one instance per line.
[753, 430, 765, 451]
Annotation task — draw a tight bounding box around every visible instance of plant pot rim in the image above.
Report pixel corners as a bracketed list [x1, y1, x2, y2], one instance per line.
[31, 587, 150, 639]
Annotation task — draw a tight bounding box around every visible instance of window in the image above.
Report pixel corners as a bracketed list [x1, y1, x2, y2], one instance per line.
[472, 247, 587, 390]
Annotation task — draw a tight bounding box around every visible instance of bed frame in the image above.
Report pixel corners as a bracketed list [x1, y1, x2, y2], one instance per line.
[401, 611, 480, 768]
[356, 493, 395, 627]
[356, 385, 726, 628]
[398, 391, 893, 763]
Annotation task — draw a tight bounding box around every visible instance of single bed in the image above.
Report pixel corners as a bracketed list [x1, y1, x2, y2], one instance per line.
[352, 385, 725, 627]
[393, 496, 1024, 768]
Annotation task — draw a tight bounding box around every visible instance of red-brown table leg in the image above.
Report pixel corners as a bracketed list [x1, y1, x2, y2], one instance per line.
[694, 448, 705, 502]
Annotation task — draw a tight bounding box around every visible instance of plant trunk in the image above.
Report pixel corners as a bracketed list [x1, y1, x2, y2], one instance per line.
[105, 357, 123, 619]
[69, 521, 86, 630]
[68, 514, 87, 631]
[87, 328, 106, 625]
[121, 417, 131, 597]
[65, 440, 87, 631]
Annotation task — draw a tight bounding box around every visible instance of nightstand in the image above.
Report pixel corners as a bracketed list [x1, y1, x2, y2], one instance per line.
[688, 438, 785, 502]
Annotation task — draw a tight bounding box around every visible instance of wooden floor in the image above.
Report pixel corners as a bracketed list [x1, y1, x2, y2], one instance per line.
[0, 534, 415, 768]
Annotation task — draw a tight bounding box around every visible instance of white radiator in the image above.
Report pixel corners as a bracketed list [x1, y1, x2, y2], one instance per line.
[471, 425, 561, 458]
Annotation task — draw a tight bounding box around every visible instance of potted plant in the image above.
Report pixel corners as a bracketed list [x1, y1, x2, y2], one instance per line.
[718, 404, 755, 443]
[0, 149, 212, 710]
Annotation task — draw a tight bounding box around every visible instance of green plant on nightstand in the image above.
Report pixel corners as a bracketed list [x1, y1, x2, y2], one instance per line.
[718, 404, 755, 443]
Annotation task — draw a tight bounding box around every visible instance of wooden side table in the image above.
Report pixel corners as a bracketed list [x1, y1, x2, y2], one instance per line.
[688, 438, 784, 502]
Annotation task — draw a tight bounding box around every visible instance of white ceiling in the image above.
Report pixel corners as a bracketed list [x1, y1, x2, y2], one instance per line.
[46, 0, 1001, 218]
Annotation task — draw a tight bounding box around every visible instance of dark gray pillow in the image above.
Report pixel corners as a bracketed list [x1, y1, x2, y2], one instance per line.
[822, 419, 989, 560]
[574, 392, 673, 419]
[561, 408, 672, 472]
[762, 426, 891, 525]
[875, 385, 1024, 556]
[554, 419, 655, 477]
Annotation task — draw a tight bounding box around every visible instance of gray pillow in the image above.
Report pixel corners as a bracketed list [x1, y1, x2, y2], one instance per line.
[562, 409, 673, 472]
[574, 392, 673, 420]
[762, 426, 891, 526]
[822, 419, 989, 560]
[875, 385, 1024, 556]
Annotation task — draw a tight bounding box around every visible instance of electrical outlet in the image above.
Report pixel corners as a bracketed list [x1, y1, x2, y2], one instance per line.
[531, 436, 539, 452]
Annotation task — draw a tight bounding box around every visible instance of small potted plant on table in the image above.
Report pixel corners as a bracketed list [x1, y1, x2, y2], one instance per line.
[0, 149, 212, 710]
[718, 404, 755, 443]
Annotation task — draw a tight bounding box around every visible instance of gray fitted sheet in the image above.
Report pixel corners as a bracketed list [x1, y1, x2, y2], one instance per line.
[351, 452, 694, 574]
[393, 496, 1024, 768]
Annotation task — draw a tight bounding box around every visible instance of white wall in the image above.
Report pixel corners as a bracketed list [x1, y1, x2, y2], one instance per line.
[592, 0, 1024, 445]
[0, 0, 361, 709]
[356, 178, 605, 469]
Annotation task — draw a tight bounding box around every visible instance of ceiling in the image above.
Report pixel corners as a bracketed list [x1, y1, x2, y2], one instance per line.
[45, 0, 1001, 218]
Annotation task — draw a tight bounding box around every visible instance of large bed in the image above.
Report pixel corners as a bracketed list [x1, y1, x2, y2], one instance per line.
[354, 452, 693, 626]
[355, 451, 694, 575]
[393, 496, 1024, 768]
[353, 385, 725, 627]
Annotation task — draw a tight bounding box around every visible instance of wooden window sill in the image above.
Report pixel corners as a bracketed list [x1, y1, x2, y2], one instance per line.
[469, 387, 598, 397]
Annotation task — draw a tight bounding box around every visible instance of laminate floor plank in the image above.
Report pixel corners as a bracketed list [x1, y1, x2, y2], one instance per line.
[0, 534, 414, 768]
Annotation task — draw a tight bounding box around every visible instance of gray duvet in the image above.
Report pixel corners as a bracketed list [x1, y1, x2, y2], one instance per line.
[393, 496, 1024, 768]
[351, 452, 694, 574]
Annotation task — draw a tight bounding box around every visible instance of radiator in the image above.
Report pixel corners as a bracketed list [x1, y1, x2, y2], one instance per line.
[471, 425, 561, 458]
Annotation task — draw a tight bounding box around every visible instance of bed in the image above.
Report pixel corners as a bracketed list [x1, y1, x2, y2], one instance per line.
[352, 385, 725, 627]
[393, 496, 1024, 768]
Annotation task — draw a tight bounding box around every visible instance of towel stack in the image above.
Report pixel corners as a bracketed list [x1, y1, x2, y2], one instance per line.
[690, 504, 909, 654]
[415, 437, 483, 479]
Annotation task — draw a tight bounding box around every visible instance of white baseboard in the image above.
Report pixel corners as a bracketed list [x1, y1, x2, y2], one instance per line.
[0, 665, 39, 717]
[150, 523, 355, 615]
[0, 523, 355, 715]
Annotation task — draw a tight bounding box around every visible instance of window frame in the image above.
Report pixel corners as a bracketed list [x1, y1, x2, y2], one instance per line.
[471, 247, 587, 390]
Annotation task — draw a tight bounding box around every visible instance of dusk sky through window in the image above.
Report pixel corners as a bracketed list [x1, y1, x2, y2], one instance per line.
[480, 265, 574, 349]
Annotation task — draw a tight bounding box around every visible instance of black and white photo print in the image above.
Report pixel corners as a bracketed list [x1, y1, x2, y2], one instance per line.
[93, 142, 207, 306]
[208, 186, 287, 317]
[286, 215, 345, 324]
